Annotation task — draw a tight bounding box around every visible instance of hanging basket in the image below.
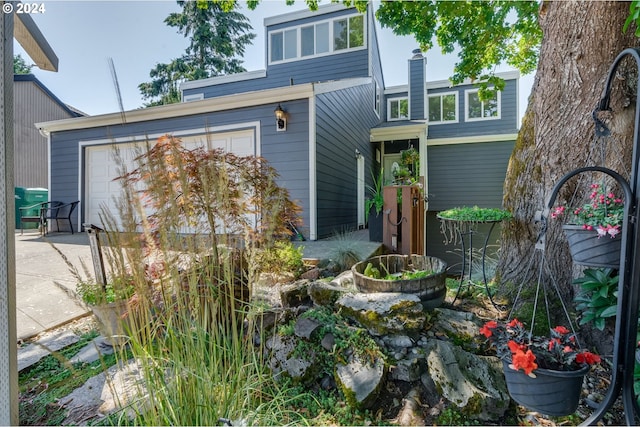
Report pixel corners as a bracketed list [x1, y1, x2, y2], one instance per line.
[562, 224, 621, 268]
[502, 360, 589, 417]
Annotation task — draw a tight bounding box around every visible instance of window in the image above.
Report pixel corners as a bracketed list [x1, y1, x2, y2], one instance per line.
[388, 98, 409, 121]
[268, 13, 365, 64]
[427, 92, 457, 123]
[465, 89, 500, 121]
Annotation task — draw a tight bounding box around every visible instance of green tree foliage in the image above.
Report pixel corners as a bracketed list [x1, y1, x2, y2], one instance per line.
[139, 0, 256, 106]
[374, 1, 541, 96]
[14, 54, 32, 74]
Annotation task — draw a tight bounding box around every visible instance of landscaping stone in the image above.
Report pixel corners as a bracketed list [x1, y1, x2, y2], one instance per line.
[308, 281, 349, 306]
[279, 279, 311, 308]
[335, 353, 386, 409]
[390, 352, 426, 382]
[336, 292, 426, 336]
[432, 307, 483, 339]
[69, 336, 115, 364]
[266, 334, 318, 383]
[300, 267, 320, 280]
[18, 330, 80, 371]
[330, 270, 356, 289]
[423, 339, 510, 421]
[294, 317, 320, 339]
[60, 359, 146, 424]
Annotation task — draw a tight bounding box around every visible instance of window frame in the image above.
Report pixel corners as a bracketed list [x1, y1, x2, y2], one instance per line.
[267, 12, 367, 65]
[427, 91, 458, 125]
[387, 97, 409, 121]
[374, 80, 381, 118]
[464, 88, 501, 122]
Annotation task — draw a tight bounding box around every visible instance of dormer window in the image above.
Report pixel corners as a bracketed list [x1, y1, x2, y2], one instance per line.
[268, 13, 366, 65]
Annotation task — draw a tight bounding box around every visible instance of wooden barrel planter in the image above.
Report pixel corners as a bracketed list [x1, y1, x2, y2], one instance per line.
[352, 255, 447, 310]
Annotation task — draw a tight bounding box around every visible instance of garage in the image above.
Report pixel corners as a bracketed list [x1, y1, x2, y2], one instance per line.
[83, 129, 256, 228]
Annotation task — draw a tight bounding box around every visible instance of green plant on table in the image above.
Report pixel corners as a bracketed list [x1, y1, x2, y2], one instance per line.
[438, 206, 513, 222]
[574, 267, 619, 331]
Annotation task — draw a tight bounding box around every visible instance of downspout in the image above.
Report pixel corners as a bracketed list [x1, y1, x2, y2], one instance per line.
[308, 95, 317, 241]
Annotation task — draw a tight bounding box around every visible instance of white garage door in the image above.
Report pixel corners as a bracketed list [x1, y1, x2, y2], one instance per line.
[85, 130, 255, 229]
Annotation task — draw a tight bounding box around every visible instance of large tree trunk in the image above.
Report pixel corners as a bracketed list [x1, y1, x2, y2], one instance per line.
[498, 2, 637, 308]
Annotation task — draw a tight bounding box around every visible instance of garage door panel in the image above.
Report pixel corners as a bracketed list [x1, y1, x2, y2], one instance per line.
[85, 129, 256, 230]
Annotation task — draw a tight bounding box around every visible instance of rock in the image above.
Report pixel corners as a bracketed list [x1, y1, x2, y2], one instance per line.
[294, 317, 320, 340]
[391, 352, 426, 382]
[321, 333, 335, 351]
[423, 339, 510, 421]
[256, 272, 296, 287]
[300, 267, 320, 281]
[335, 353, 386, 409]
[383, 334, 414, 349]
[266, 335, 317, 384]
[330, 270, 356, 289]
[279, 280, 312, 308]
[18, 330, 80, 371]
[308, 281, 350, 306]
[60, 359, 146, 423]
[69, 336, 115, 364]
[432, 307, 483, 339]
[393, 387, 426, 426]
[336, 292, 426, 336]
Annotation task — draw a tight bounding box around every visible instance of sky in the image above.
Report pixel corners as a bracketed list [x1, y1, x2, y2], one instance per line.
[14, 0, 534, 119]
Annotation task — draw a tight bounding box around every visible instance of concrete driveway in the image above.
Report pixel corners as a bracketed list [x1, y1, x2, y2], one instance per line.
[16, 231, 92, 340]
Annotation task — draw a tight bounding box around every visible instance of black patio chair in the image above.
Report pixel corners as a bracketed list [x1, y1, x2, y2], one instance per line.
[41, 201, 80, 235]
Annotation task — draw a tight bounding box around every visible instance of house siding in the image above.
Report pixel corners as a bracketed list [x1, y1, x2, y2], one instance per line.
[14, 79, 78, 188]
[424, 139, 514, 268]
[427, 78, 518, 138]
[315, 82, 380, 238]
[49, 101, 311, 234]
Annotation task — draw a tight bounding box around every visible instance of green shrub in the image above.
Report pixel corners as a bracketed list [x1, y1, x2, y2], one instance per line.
[256, 240, 304, 277]
[574, 268, 618, 330]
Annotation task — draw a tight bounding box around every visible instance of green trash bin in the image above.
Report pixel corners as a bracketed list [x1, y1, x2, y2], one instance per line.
[15, 187, 48, 229]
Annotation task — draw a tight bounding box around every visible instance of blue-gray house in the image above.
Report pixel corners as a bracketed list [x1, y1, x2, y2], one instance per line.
[37, 4, 518, 255]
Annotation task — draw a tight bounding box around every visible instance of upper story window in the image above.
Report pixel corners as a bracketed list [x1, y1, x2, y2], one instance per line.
[388, 97, 408, 121]
[465, 88, 500, 121]
[269, 13, 365, 64]
[427, 92, 457, 124]
[374, 80, 381, 118]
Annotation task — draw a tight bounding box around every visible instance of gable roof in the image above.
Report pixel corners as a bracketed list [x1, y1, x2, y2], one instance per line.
[14, 74, 84, 117]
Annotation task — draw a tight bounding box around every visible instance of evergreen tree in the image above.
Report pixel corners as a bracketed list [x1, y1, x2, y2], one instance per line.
[14, 54, 33, 74]
[140, 0, 255, 106]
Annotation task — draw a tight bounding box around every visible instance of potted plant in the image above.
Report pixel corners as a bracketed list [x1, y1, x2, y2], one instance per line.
[76, 275, 136, 345]
[437, 206, 512, 244]
[479, 318, 601, 416]
[400, 146, 420, 178]
[551, 183, 624, 268]
[365, 168, 384, 242]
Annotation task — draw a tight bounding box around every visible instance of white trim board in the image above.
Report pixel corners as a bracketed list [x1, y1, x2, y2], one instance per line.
[426, 133, 518, 146]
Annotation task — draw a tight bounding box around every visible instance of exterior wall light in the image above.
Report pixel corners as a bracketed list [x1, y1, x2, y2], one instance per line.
[274, 104, 287, 131]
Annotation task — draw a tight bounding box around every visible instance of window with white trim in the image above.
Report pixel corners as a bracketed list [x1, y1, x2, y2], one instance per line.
[427, 92, 457, 123]
[387, 97, 408, 121]
[465, 88, 500, 121]
[268, 13, 365, 64]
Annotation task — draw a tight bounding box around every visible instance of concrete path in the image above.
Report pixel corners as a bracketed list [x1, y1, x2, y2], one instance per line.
[16, 231, 92, 341]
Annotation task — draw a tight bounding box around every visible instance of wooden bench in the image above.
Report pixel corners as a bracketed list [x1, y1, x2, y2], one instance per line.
[19, 201, 79, 235]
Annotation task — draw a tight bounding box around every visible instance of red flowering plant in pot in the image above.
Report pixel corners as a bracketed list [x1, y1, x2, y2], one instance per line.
[480, 318, 602, 416]
[479, 318, 601, 376]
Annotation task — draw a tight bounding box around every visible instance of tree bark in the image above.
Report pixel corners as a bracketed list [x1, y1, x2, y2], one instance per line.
[498, 1, 638, 307]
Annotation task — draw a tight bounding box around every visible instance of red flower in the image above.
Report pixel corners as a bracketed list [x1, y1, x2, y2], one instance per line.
[508, 340, 525, 353]
[576, 351, 601, 365]
[480, 320, 497, 338]
[553, 325, 570, 335]
[511, 349, 538, 375]
[507, 318, 522, 328]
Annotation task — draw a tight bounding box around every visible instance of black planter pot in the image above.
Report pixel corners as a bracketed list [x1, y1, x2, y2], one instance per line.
[368, 208, 383, 242]
[563, 224, 621, 268]
[502, 360, 589, 416]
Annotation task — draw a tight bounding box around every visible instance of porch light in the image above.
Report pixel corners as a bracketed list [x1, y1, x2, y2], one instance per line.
[274, 104, 286, 131]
